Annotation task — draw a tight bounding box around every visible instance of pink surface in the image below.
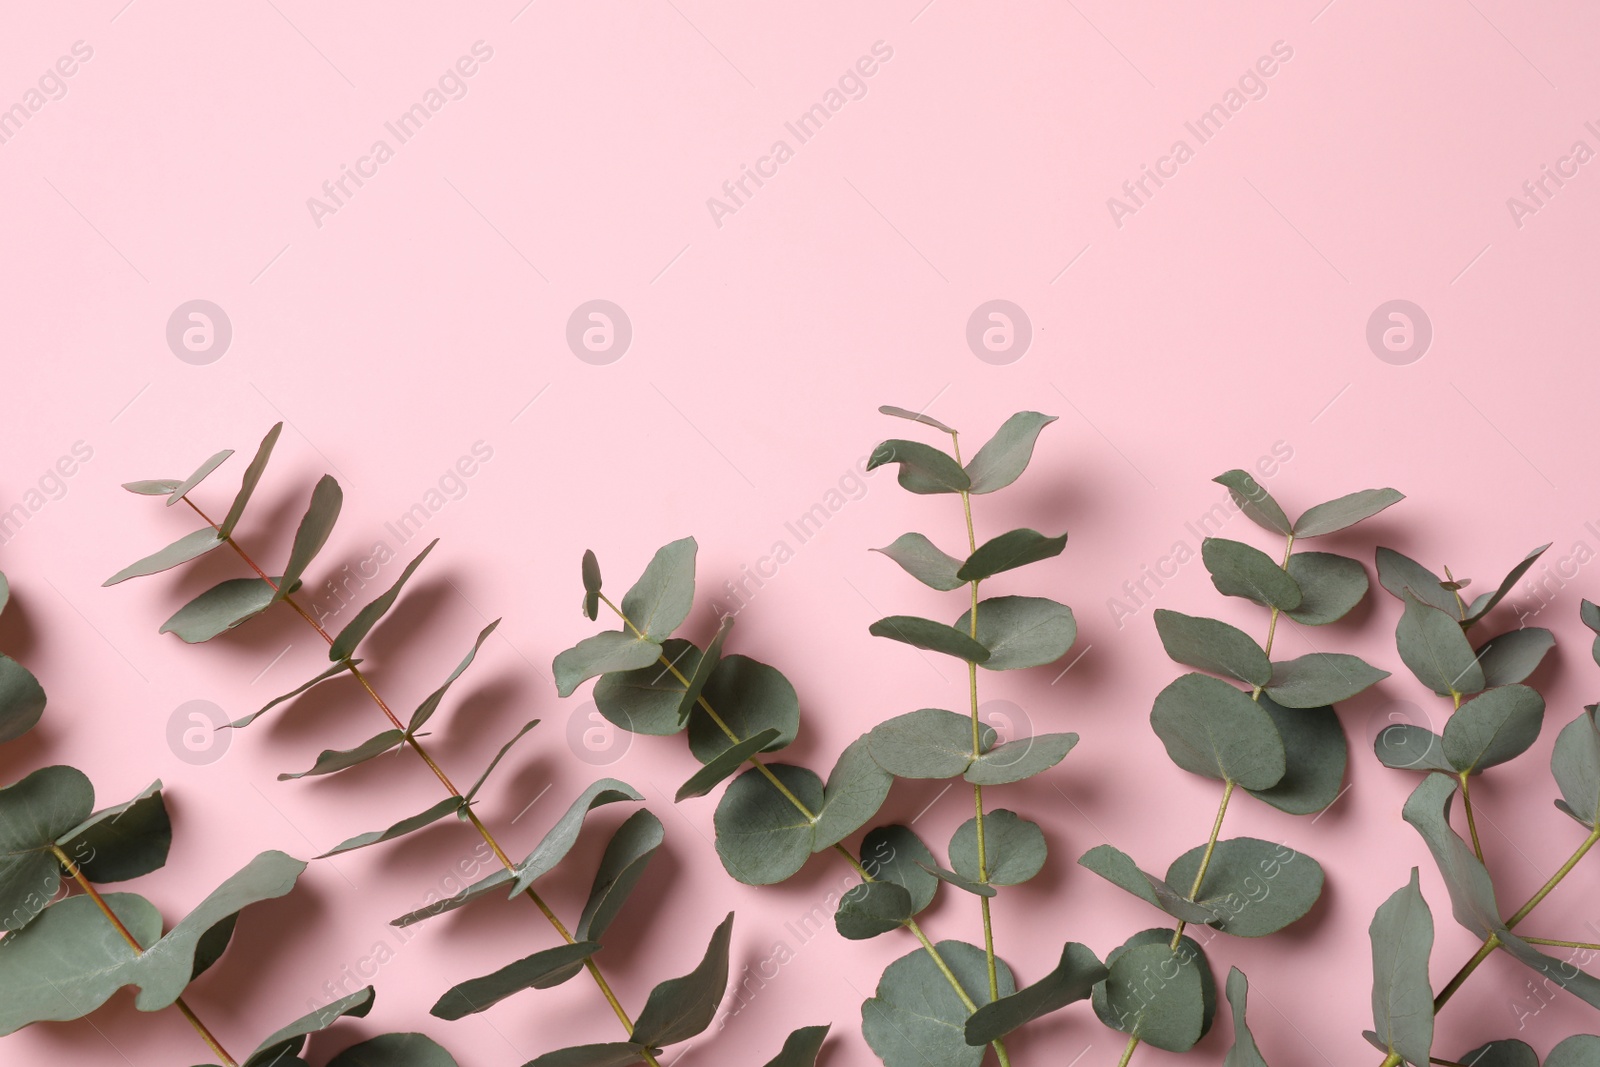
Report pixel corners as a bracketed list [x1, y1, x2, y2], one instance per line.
[4, 1, 1600, 1064]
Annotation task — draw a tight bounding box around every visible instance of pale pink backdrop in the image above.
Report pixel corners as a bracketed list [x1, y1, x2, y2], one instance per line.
[4, 1, 1600, 1064]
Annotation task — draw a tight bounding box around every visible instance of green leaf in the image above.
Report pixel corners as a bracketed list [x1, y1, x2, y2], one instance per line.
[1166, 838, 1324, 937]
[1153, 609, 1270, 686]
[862, 825, 939, 915]
[1150, 674, 1286, 790]
[0, 765, 94, 932]
[873, 533, 964, 591]
[677, 729, 781, 800]
[879, 404, 957, 435]
[1293, 488, 1404, 537]
[1442, 684, 1544, 774]
[1245, 696, 1348, 815]
[582, 549, 602, 622]
[1078, 844, 1222, 924]
[1553, 706, 1600, 827]
[1201, 539, 1301, 611]
[329, 540, 438, 661]
[508, 780, 644, 895]
[1376, 547, 1460, 615]
[1375, 723, 1453, 773]
[0, 654, 46, 744]
[965, 941, 1105, 1046]
[166, 449, 234, 506]
[593, 638, 701, 736]
[867, 439, 971, 495]
[1476, 628, 1555, 687]
[965, 732, 1077, 786]
[430, 941, 599, 1019]
[577, 810, 663, 941]
[964, 412, 1057, 494]
[1550, 1035, 1600, 1066]
[1092, 929, 1216, 1052]
[554, 631, 664, 699]
[630, 912, 733, 1047]
[1264, 653, 1389, 708]
[835, 880, 913, 940]
[242, 986, 375, 1067]
[524, 1044, 653, 1067]
[161, 576, 287, 643]
[956, 595, 1076, 671]
[319, 797, 464, 857]
[1284, 551, 1370, 625]
[1213, 470, 1292, 536]
[1495, 928, 1600, 1012]
[813, 736, 894, 850]
[390, 869, 515, 928]
[219, 423, 283, 539]
[278, 475, 342, 598]
[0, 892, 163, 1033]
[620, 537, 697, 641]
[464, 720, 541, 809]
[57, 780, 171, 883]
[231, 659, 360, 728]
[869, 709, 993, 779]
[687, 654, 800, 763]
[677, 618, 732, 725]
[1401, 774, 1500, 938]
[949, 810, 1046, 886]
[279, 729, 405, 780]
[1368, 870, 1434, 1067]
[123, 478, 180, 496]
[326, 1033, 458, 1067]
[956, 528, 1068, 582]
[759, 1025, 830, 1067]
[1456, 1040, 1538, 1067]
[1464, 544, 1552, 624]
[869, 615, 990, 663]
[103, 528, 225, 586]
[1584, 601, 1600, 666]
[1223, 968, 1269, 1067]
[862, 940, 1015, 1067]
[918, 861, 997, 897]
[408, 620, 500, 732]
[1397, 593, 1485, 697]
[713, 765, 822, 885]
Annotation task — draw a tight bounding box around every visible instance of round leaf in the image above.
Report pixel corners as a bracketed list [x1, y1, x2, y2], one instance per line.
[862, 940, 1015, 1067]
[0, 655, 46, 744]
[1442, 684, 1544, 774]
[593, 639, 700, 736]
[1165, 837, 1325, 937]
[835, 880, 912, 940]
[1092, 928, 1216, 1052]
[1150, 675, 1285, 790]
[1201, 538, 1301, 611]
[861, 825, 939, 915]
[1245, 695, 1347, 815]
[1284, 551, 1369, 625]
[687, 654, 800, 763]
[868, 709, 993, 780]
[1476, 628, 1555, 688]
[949, 810, 1046, 886]
[0, 765, 95, 932]
[713, 765, 821, 885]
[955, 596, 1076, 671]
[964, 732, 1077, 786]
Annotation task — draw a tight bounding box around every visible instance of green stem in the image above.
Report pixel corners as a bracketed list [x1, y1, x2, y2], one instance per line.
[1171, 779, 1235, 949]
[1458, 772, 1486, 865]
[1521, 936, 1600, 950]
[1117, 1035, 1141, 1067]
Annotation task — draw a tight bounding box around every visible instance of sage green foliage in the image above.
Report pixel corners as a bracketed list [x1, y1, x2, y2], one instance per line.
[1092, 928, 1216, 1052]
[1164, 839, 1323, 938]
[1367, 870, 1434, 1067]
[862, 940, 1015, 1067]
[964, 941, 1106, 1046]
[1222, 968, 1270, 1067]
[431, 941, 598, 1019]
[0, 571, 46, 744]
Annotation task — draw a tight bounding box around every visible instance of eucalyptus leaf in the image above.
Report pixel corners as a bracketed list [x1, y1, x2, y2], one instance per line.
[103, 528, 224, 586]
[464, 719, 542, 808]
[430, 941, 599, 1019]
[1442, 684, 1544, 774]
[760, 1025, 830, 1067]
[862, 940, 1015, 1067]
[1464, 544, 1552, 624]
[242, 986, 375, 1067]
[1201, 539, 1301, 611]
[319, 797, 464, 857]
[1457, 1040, 1539, 1067]
[687, 654, 800, 763]
[0, 764, 94, 932]
[554, 632, 664, 699]
[918, 860, 997, 897]
[1401, 773, 1500, 938]
[1476, 628, 1555, 688]
[329, 540, 438, 661]
[813, 736, 894, 850]
[861, 825, 939, 915]
[965, 732, 1077, 786]
[1092, 929, 1215, 1052]
[1550, 1035, 1600, 1066]
[677, 616, 733, 724]
[166, 449, 234, 506]
[1078, 844, 1222, 924]
[867, 439, 971, 495]
[713, 765, 822, 885]
[1369, 869, 1433, 1067]
[1293, 488, 1404, 537]
[1213, 470, 1292, 537]
[835, 880, 913, 940]
[0, 655, 46, 744]
[278, 475, 343, 598]
[964, 412, 1056, 494]
[629, 912, 733, 1047]
[1245, 695, 1348, 815]
[677, 729, 782, 801]
[956, 529, 1068, 582]
[1397, 593, 1485, 697]
[869, 615, 990, 663]
[233, 659, 362, 729]
[1150, 674, 1286, 790]
[868, 708, 993, 780]
[879, 404, 957, 435]
[620, 537, 697, 641]
[1166, 838, 1324, 937]
[162, 576, 288, 643]
[123, 479, 180, 496]
[391, 868, 515, 928]
[326, 1033, 459, 1067]
[1153, 609, 1270, 687]
[582, 549, 602, 621]
[956, 595, 1076, 671]
[1552, 706, 1600, 828]
[577, 810, 664, 941]
[58, 780, 171, 883]
[0, 892, 163, 1033]
[1374, 723, 1453, 774]
[873, 533, 964, 592]
[1223, 967, 1269, 1067]
[1376, 548, 1459, 615]
[1495, 928, 1600, 1012]
[964, 941, 1106, 1046]
[1284, 551, 1369, 625]
[219, 423, 282, 538]
[279, 729, 405, 780]
[949, 810, 1046, 886]
[408, 620, 501, 732]
[523, 1044, 652, 1067]
[594, 638, 700, 736]
[1263, 653, 1389, 708]
[508, 780, 644, 895]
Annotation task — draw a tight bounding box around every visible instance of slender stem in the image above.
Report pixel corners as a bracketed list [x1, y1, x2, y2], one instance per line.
[1116, 1035, 1141, 1067]
[52, 845, 238, 1066]
[1521, 936, 1600, 950]
[182, 499, 659, 1065]
[1458, 772, 1486, 865]
[1171, 780, 1235, 949]
[1433, 937, 1499, 1013]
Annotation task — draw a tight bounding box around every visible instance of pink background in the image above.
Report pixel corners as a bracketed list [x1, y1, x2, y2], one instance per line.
[5, 1, 1600, 1064]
